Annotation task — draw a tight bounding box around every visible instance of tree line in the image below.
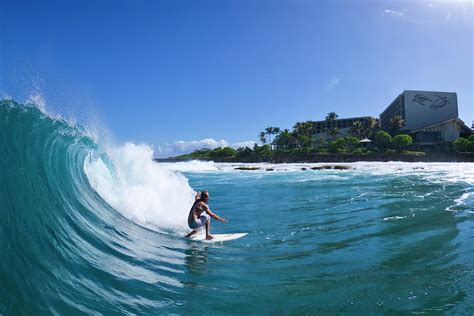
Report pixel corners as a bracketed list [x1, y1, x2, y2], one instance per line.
[176, 112, 473, 160]
[259, 112, 407, 151]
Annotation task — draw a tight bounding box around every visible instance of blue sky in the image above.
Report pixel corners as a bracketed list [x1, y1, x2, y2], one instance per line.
[1, 0, 472, 157]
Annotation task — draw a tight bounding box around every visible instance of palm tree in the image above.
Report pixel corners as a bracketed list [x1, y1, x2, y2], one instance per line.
[325, 112, 339, 122]
[293, 121, 314, 148]
[323, 112, 339, 140]
[327, 127, 341, 140]
[367, 117, 379, 129]
[265, 126, 280, 145]
[265, 127, 274, 144]
[325, 112, 339, 136]
[351, 120, 364, 138]
[366, 117, 379, 138]
[390, 116, 404, 135]
[293, 121, 314, 138]
[259, 131, 267, 145]
[274, 128, 293, 149]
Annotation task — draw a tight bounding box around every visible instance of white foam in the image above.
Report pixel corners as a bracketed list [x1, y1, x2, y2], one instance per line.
[445, 191, 474, 212]
[158, 161, 474, 186]
[84, 142, 196, 233]
[383, 216, 407, 221]
[23, 93, 92, 139]
[26, 93, 47, 113]
[454, 192, 473, 205]
[158, 160, 220, 172]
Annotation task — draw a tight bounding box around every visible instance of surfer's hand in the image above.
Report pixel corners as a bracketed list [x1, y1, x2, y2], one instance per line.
[222, 218, 229, 224]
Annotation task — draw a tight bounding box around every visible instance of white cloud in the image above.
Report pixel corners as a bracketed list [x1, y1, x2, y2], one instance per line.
[385, 4, 459, 25]
[173, 138, 229, 152]
[155, 138, 256, 158]
[326, 77, 340, 91]
[384, 9, 407, 19]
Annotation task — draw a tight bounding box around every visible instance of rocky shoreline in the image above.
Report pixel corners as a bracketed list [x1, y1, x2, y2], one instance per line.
[155, 152, 474, 164]
[232, 165, 353, 171]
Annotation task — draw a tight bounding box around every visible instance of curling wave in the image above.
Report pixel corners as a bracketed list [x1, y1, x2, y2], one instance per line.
[0, 99, 195, 314]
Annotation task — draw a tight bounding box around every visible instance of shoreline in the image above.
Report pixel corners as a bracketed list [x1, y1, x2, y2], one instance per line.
[155, 152, 474, 163]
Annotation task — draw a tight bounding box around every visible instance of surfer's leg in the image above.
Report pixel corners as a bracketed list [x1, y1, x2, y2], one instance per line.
[185, 230, 198, 238]
[205, 219, 213, 240]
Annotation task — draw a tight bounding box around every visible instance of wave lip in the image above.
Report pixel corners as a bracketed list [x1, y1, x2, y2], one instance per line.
[84, 142, 195, 233]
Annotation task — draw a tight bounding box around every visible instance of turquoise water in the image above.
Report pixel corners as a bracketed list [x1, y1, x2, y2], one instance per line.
[1, 100, 473, 314]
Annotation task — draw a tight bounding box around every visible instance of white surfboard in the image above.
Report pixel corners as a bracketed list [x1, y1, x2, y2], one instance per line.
[189, 233, 247, 242]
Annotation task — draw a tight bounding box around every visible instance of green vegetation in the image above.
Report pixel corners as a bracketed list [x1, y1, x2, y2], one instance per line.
[392, 134, 413, 151]
[452, 137, 474, 153]
[173, 112, 473, 161]
[329, 137, 345, 153]
[177, 147, 238, 159]
[389, 115, 405, 135]
[259, 131, 267, 145]
[325, 112, 341, 140]
[350, 120, 365, 138]
[264, 127, 280, 144]
[375, 131, 392, 150]
[351, 147, 367, 155]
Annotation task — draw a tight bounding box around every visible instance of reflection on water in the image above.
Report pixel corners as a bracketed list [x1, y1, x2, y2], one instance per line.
[180, 242, 210, 290]
[184, 242, 209, 275]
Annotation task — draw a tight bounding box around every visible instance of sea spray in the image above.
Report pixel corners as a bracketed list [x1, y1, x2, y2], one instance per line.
[84, 142, 196, 233]
[21, 94, 198, 233]
[159, 159, 220, 172]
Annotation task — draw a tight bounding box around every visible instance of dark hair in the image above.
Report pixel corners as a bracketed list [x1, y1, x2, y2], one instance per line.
[200, 190, 209, 199]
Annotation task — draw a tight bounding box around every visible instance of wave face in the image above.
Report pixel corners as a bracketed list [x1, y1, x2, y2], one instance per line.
[0, 100, 195, 314]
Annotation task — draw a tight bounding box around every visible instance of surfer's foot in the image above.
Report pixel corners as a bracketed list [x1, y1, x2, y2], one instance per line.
[185, 230, 198, 238]
[205, 234, 214, 240]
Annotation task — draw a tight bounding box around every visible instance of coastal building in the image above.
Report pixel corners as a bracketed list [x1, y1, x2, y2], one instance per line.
[311, 116, 379, 141]
[380, 90, 471, 143]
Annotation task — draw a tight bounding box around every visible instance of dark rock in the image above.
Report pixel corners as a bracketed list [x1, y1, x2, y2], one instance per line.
[235, 167, 260, 171]
[266, 168, 274, 171]
[311, 165, 351, 170]
[333, 165, 351, 170]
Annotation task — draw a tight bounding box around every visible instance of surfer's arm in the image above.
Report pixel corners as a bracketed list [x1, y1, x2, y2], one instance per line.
[204, 205, 228, 223]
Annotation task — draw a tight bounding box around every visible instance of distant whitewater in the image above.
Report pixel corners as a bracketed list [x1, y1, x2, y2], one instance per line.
[1, 99, 473, 314]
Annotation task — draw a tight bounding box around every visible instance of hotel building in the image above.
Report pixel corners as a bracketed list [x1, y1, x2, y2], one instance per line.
[312, 116, 378, 140]
[380, 90, 471, 143]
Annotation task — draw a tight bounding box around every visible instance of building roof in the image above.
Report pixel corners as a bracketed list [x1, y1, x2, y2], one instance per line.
[403, 89, 456, 94]
[410, 118, 471, 134]
[311, 116, 377, 124]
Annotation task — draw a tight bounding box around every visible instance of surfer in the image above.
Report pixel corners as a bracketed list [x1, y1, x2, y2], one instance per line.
[185, 190, 228, 240]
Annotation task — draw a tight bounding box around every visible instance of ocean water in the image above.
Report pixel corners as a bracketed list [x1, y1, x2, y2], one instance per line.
[1, 99, 473, 314]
